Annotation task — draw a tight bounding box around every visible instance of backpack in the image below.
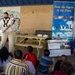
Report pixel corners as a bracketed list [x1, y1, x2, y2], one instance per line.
[23, 52, 37, 67]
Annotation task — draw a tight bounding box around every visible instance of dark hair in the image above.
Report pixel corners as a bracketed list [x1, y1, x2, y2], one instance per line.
[4, 12, 8, 15]
[54, 60, 62, 72]
[0, 46, 10, 63]
[44, 49, 50, 56]
[61, 55, 67, 60]
[60, 61, 74, 74]
[9, 53, 13, 57]
[27, 46, 33, 53]
[14, 50, 23, 59]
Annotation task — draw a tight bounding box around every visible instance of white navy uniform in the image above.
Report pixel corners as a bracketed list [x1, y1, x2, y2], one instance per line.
[11, 18, 18, 32]
[0, 18, 15, 52]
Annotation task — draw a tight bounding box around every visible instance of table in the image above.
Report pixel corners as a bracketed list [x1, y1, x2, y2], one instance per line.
[15, 35, 47, 58]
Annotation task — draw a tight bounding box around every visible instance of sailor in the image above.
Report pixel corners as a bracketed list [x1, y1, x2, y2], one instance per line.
[0, 12, 15, 52]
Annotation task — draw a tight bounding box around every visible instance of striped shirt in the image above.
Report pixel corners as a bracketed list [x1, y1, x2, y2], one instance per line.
[5, 59, 28, 75]
[39, 55, 53, 73]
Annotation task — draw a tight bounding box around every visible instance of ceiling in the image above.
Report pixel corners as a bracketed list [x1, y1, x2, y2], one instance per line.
[0, 0, 75, 6]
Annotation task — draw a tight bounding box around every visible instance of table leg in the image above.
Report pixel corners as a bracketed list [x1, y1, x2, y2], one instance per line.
[39, 39, 42, 46]
[37, 48, 40, 58]
[15, 37, 17, 43]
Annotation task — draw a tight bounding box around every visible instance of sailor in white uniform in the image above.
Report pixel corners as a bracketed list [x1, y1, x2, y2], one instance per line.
[0, 12, 15, 52]
[10, 14, 19, 32]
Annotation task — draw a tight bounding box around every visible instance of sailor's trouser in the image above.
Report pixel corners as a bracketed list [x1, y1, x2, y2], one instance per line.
[0, 31, 15, 52]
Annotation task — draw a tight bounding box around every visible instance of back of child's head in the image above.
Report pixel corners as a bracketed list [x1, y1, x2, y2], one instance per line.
[60, 61, 74, 74]
[44, 49, 50, 56]
[27, 46, 33, 53]
[0, 46, 10, 63]
[14, 50, 23, 59]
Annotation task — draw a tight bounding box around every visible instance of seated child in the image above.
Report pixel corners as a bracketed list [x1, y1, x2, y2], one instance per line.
[54, 61, 74, 75]
[23, 46, 37, 68]
[39, 49, 53, 74]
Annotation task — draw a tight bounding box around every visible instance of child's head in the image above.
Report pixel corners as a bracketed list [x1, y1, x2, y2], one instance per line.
[61, 55, 67, 62]
[60, 61, 74, 74]
[14, 50, 23, 59]
[44, 49, 50, 56]
[27, 46, 33, 53]
[0, 46, 10, 63]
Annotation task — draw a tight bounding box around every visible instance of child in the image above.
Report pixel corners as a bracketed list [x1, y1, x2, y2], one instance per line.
[23, 46, 37, 68]
[39, 49, 53, 74]
[54, 61, 74, 75]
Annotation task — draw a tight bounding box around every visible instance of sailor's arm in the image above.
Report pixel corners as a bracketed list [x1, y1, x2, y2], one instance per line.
[2, 25, 10, 33]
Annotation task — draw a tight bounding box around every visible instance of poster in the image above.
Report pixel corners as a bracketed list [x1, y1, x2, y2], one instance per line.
[0, 7, 20, 19]
[52, 1, 74, 40]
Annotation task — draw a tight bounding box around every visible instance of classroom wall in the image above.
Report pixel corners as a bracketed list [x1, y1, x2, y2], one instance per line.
[20, 5, 53, 34]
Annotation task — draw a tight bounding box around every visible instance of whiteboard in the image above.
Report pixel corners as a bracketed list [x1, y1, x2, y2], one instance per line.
[49, 49, 71, 57]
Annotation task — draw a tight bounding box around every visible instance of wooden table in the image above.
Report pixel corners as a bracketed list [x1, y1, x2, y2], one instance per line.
[15, 35, 47, 58]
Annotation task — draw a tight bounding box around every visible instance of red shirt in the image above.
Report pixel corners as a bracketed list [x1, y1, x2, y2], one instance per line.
[54, 71, 71, 75]
[23, 52, 37, 67]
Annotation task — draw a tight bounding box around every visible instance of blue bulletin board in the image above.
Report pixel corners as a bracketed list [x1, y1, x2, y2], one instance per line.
[52, 1, 74, 40]
[52, 1, 75, 54]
